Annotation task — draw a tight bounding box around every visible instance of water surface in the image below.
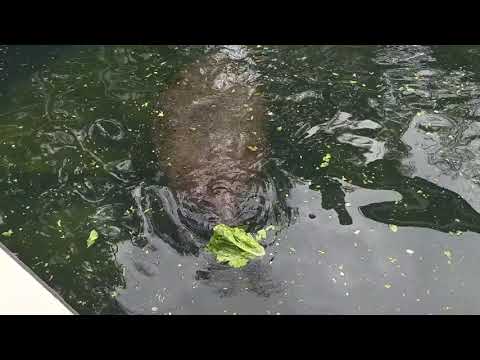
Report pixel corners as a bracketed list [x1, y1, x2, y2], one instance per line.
[1, 45, 480, 314]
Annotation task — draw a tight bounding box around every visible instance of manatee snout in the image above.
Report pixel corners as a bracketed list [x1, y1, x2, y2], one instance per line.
[181, 181, 258, 235]
[177, 184, 245, 236]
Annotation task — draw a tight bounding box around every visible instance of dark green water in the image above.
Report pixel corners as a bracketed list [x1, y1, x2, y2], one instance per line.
[2, 45, 480, 314]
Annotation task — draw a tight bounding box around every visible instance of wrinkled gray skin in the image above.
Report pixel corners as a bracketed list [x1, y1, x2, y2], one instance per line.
[153, 46, 268, 236]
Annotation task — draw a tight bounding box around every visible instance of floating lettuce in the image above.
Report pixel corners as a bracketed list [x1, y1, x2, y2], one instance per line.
[206, 224, 267, 268]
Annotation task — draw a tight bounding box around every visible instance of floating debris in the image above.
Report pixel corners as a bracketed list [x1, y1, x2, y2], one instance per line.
[86, 230, 99, 248]
[389, 224, 398, 232]
[254, 228, 267, 241]
[444, 249, 453, 264]
[1, 229, 13, 237]
[320, 153, 332, 168]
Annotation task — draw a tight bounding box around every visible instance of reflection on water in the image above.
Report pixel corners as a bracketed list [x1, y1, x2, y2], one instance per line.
[2, 45, 480, 314]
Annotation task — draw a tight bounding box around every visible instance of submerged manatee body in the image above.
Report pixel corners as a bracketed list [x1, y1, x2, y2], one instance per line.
[153, 46, 272, 240]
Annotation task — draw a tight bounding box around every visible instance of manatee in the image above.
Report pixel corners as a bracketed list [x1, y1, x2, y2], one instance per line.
[152, 46, 274, 240]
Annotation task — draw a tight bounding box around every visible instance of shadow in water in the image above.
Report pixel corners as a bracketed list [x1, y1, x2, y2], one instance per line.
[195, 260, 285, 299]
[359, 169, 480, 234]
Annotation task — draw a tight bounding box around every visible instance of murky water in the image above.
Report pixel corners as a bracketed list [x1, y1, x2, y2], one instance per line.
[2, 45, 480, 314]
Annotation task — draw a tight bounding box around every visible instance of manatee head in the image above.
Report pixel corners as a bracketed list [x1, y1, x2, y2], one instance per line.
[175, 168, 267, 237]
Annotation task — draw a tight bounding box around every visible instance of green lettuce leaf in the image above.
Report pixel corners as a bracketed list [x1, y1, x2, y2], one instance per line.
[206, 224, 266, 268]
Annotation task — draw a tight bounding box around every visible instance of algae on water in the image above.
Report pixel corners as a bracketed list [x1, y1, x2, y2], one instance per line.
[206, 224, 267, 268]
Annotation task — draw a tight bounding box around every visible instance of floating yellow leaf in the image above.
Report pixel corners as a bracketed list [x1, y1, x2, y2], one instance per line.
[1, 229, 13, 237]
[389, 224, 398, 232]
[87, 229, 99, 248]
[320, 153, 332, 168]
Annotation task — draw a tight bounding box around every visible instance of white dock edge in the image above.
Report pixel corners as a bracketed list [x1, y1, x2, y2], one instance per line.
[0, 242, 76, 315]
